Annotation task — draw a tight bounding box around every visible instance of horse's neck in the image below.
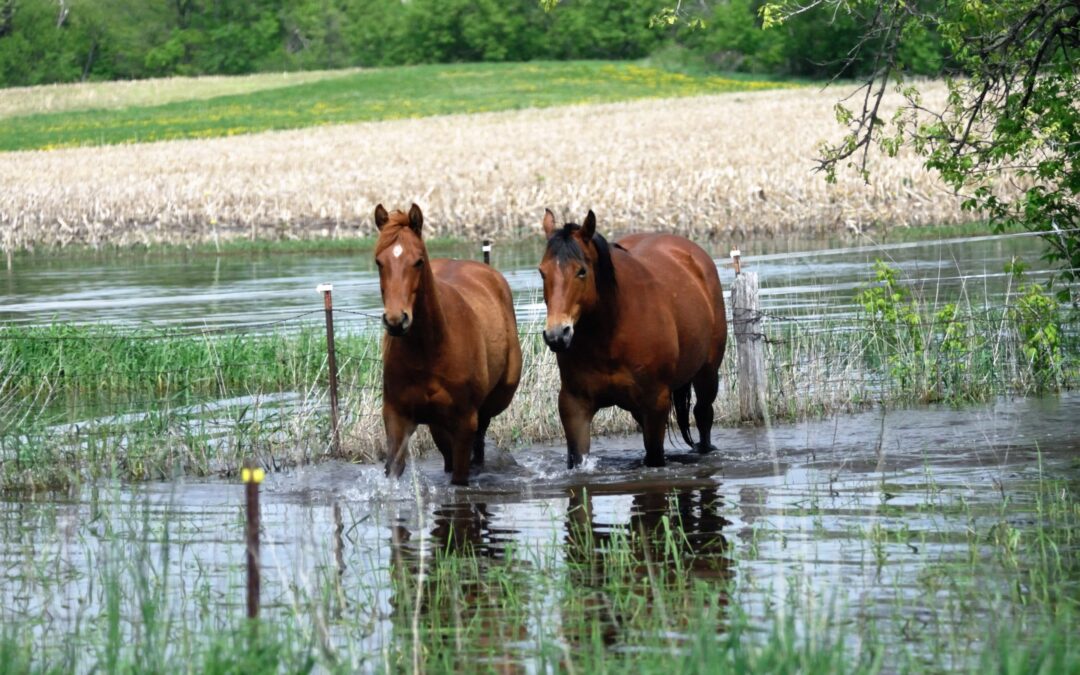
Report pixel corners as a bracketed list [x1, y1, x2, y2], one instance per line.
[575, 249, 642, 347]
[402, 267, 448, 355]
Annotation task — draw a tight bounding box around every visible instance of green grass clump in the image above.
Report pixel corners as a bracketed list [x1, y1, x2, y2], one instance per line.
[0, 323, 381, 398]
[1, 61, 786, 152]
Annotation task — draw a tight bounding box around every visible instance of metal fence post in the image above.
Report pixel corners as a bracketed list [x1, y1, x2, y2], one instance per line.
[318, 283, 342, 457]
[242, 461, 264, 622]
[731, 251, 767, 423]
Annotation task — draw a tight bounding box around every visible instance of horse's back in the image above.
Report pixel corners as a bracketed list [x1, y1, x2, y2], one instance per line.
[617, 233, 727, 367]
[433, 259, 516, 313]
[433, 259, 522, 401]
[617, 233, 723, 304]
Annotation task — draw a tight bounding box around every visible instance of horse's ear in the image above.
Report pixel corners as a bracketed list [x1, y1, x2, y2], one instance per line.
[374, 204, 389, 231]
[408, 203, 423, 235]
[580, 210, 596, 240]
[542, 209, 557, 239]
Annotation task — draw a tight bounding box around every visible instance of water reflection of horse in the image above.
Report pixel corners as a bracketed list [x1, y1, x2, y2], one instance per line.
[538, 209, 727, 468]
[375, 204, 522, 486]
[387, 499, 529, 671]
[563, 482, 733, 646]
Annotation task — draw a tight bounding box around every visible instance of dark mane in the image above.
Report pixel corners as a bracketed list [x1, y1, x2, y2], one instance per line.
[546, 223, 618, 298]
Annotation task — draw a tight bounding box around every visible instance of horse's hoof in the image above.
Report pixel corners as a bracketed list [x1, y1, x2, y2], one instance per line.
[695, 442, 718, 455]
[643, 455, 666, 468]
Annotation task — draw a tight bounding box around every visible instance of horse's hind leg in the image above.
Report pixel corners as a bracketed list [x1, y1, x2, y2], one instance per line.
[430, 425, 454, 474]
[691, 366, 720, 454]
[471, 416, 491, 467]
[672, 384, 694, 447]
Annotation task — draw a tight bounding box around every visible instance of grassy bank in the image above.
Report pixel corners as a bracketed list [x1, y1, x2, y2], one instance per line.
[0, 61, 782, 152]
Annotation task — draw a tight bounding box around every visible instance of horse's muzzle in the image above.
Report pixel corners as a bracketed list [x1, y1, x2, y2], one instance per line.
[543, 324, 573, 352]
[383, 311, 411, 336]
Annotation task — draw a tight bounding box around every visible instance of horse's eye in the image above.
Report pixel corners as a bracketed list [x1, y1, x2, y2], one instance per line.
[414, 258, 424, 269]
[576, 267, 587, 279]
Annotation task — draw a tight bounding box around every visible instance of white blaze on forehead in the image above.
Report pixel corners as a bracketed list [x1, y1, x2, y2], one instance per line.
[392, 244, 403, 258]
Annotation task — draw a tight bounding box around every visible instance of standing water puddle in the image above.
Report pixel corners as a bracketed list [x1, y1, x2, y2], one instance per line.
[3, 392, 1078, 669]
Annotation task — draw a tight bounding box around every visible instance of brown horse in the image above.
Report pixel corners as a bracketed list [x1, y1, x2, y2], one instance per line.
[375, 204, 522, 485]
[539, 209, 727, 468]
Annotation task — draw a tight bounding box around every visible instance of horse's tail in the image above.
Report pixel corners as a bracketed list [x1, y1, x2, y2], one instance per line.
[672, 384, 695, 447]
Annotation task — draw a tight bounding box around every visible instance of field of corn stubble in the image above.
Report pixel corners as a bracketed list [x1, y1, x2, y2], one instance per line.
[0, 83, 964, 251]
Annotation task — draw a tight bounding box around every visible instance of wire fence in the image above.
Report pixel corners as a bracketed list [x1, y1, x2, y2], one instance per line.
[0, 266, 1077, 478]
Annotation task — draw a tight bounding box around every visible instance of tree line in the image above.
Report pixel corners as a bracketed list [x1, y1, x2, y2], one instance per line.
[0, 0, 951, 88]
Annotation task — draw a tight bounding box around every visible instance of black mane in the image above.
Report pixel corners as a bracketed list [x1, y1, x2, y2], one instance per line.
[546, 223, 618, 298]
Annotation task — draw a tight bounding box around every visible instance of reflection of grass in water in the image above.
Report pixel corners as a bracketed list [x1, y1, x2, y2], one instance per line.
[2, 473, 1077, 672]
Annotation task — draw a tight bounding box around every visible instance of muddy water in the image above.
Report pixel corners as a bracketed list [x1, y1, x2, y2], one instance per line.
[0, 231, 1053, 329]
[3, 392, 1078, 666]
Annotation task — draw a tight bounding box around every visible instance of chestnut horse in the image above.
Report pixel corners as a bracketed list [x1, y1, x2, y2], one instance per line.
[375, 204, 522, 485]
[539, 209, 727, 469]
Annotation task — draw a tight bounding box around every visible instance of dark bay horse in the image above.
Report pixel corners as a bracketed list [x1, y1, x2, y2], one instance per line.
[538, 209, 727, 468]
[376, 204, 522, 485]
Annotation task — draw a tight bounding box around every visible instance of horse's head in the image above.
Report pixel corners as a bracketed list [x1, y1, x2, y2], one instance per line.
[538, 209, 614, 352]
[374, 203, 429, 336]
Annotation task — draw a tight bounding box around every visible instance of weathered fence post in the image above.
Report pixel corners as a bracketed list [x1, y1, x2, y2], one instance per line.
[731, 250, 767, 423]
[318, 283, 342, 456]
[482, 239, 492, 265]
[242, 461, 265, 622]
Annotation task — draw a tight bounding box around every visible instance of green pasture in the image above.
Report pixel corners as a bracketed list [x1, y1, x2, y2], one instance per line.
[1, 60, 785, 152]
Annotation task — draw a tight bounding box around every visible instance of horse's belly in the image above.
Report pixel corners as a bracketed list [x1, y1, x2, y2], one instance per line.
[385, 377, 467, 422]
[566, 367, 643, 410]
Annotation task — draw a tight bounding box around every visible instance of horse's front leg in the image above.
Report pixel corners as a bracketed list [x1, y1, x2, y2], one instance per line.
[559, 389, 595, 469]
[383, 406, 417, 478]
[450, 412, 479, 487]
[430, 425, 454, 474]
[641, 387, 672, 468]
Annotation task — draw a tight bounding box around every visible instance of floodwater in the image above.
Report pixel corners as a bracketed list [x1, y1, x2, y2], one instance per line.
[1, 230, 1076, 667]
[0, 231, 1055, 329]
[2, 392, 1078, 667]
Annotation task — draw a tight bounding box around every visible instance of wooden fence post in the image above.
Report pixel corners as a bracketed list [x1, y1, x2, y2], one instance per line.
[482, 239, 491, 265]
[318, 283, 342, 456]
[731, 255, 767, 423]
[242, 461, 264, 623]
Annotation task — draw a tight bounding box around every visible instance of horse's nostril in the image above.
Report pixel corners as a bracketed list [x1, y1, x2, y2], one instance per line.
[561, 325, 571, 337]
